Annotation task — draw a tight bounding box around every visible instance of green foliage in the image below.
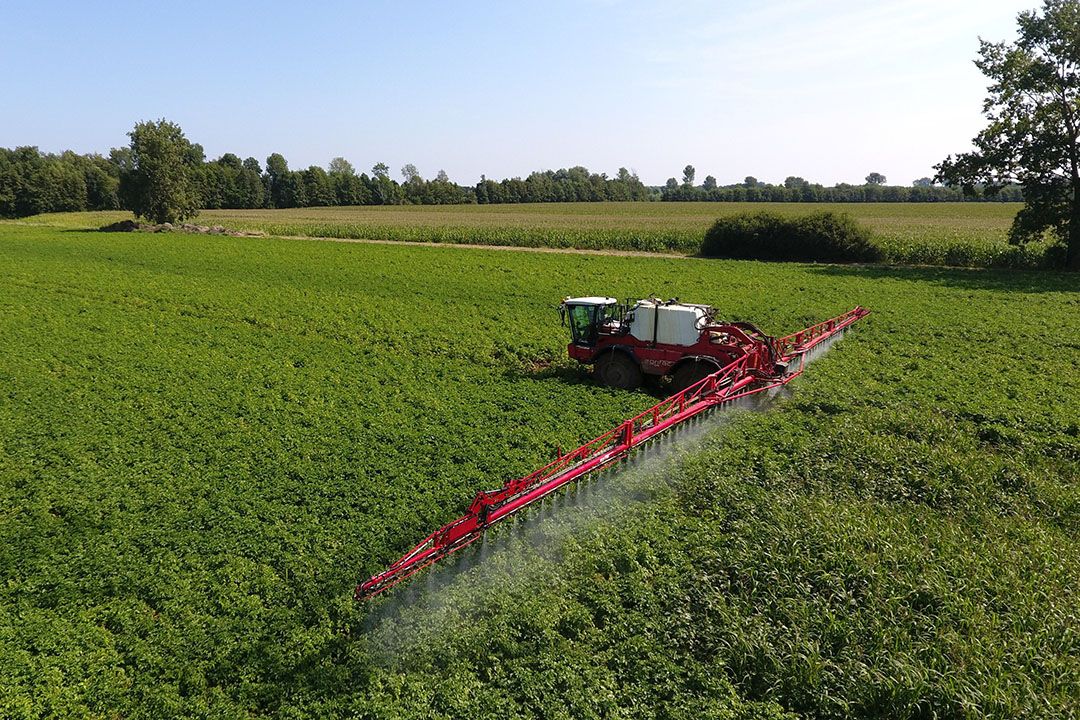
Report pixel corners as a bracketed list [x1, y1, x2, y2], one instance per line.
[0, 222, 1077, 716]
[198, 154, 265, 210]
[659, 175, 1023, 203]
[0, 147, 118, 217]
[301, 166, 334, 207]
[936, 0, 1080, 269]
[475, 165, 651, 204]
[701, 211, 881, 263]
[119, 119, 201, 225]
[22, 201, 1065, 269]
[0, 128, 1035, 219]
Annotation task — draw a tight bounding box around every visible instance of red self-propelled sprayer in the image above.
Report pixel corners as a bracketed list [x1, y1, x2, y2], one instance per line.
[355, 300, 869, 601]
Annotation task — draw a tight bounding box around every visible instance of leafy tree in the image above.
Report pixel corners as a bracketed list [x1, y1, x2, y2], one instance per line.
[703, 175, 717, 190]
[328, 157, 355, 176]
[369, 165, 401, 204]
[265, 153, 305, 208]
[744, 176, 758, 188]
[36, 154, 87, 212]
[328, 157, 367, 206]
[0, 147, 124, 216]
[436, 169, 450, 183]
[865, 172, 886, 185]
[913, 177, 934, 187]
[201, 153, 260, 209]
[119, 119, 200, 224]
[682, 165, 695, 186]
[784, 176, 808, 190]
[265, 153, 288, 180]
[217, 153, 242, 171]
[665, 178, 679, 190]
[84, 156, 119, 210]
[475, 177, 501, 204]
[109, 146, 134, 174]
[265, 153, 291, 207]
[936, 0, 1080, 268]
[237, 164, 266, 208]
[200, 162, 227, 209]
[401, 163, 421, 184]
[301, 166, 334, 206]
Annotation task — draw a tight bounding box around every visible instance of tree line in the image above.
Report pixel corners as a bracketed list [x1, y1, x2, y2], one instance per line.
[660, 166, 1023, 203]
[0, 141, 658, 218]
[0, 147, 122, 217]
[0, 133, 1020, 220]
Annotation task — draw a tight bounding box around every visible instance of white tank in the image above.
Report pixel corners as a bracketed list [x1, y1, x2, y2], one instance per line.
[629, 300, 706, 346]
[629, 300, 657, 342]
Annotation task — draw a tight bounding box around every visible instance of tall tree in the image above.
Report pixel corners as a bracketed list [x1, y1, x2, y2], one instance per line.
[301, 166, 334, 206]
[328, 157, 355, 176]
[217, 153, 242, 171]
[400, 163, 421, 184]
[119, 119, 200, 224]
[682, 165, 696, 186]
[265, 153, 292, 208]
[937, 0, 1080, 268]
[865, 172, 886, 185]
[328, 157, 366, 206]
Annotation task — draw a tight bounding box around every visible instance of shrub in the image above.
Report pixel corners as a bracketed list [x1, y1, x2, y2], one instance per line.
[701, 211, 882, 263]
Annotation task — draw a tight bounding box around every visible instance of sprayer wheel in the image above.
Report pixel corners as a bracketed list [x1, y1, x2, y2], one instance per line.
[671, 361, 716, 394]
[594, 352, 642, 390]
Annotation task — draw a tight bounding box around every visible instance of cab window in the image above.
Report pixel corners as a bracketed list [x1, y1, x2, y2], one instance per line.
[569, 305, 597, 345]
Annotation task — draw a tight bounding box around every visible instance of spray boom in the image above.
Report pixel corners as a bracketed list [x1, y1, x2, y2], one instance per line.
[355, 306, 869, 600]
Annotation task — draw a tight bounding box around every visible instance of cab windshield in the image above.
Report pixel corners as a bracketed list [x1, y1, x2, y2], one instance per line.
[568, 304, 597, 345]
[567, 303, 617, 345]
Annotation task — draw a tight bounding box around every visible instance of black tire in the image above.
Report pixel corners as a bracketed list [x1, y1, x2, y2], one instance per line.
[594, 352, 642, 390]
[671, 361, 717, 394]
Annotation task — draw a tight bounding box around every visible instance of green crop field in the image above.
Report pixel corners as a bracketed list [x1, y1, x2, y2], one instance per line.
[1, 221, 1078, 718]
[18, 201, 1055, 268]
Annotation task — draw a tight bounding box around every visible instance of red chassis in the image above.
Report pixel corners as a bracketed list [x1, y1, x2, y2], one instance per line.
[567, 319, 782, 386]
[561, 297, 814, 392]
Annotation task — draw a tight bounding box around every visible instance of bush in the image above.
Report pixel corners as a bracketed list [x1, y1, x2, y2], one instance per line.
[701, 211, 882, 263]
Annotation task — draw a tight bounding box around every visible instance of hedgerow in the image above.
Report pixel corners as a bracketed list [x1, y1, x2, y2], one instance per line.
[700, 211, 881, 263]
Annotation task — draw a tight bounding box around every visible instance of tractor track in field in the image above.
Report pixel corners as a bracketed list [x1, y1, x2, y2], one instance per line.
[272, 232, 698, 259]
[1, 218, 693, 259]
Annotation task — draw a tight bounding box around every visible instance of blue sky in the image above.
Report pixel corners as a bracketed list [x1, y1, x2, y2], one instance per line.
[2, 0, 1032, 186]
